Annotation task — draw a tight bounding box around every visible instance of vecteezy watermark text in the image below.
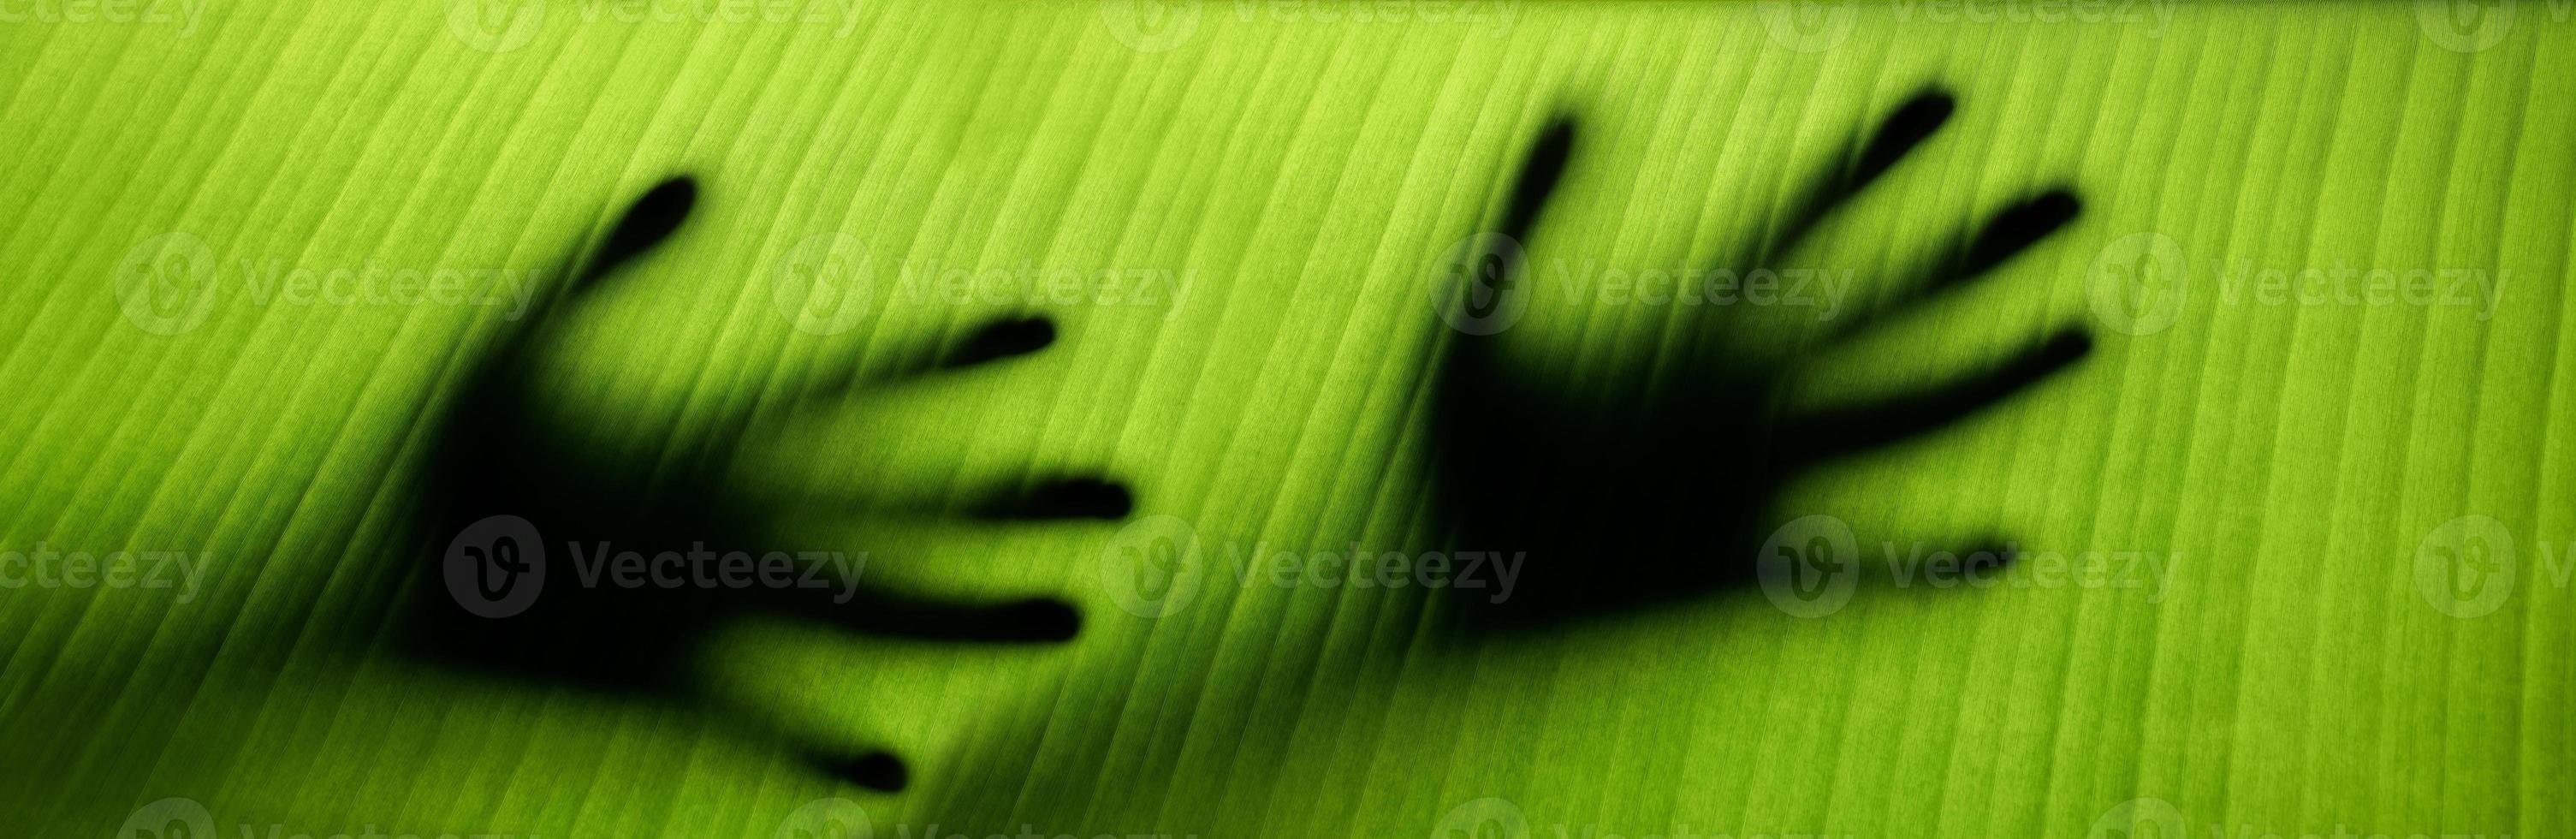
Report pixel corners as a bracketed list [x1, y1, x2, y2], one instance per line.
[1543, 259, 1855, 318]
[775, 798, 1203, 839]
[1433, 797, 1852, 839]
[1755, 514, 2173, 617]
[1097, 0, 1517, 53]
[2409, 513, 2576, 619]
[0, 0, 204, 35]
[1426, 233, 1858, 335]
[120, 797, 537, 839]
[768, 232, 1200, 335]
[113, 232, 543, 336]
[1758, 0, 2176, 54]
[445, 515, 866, 619]
[446, 0, 869, 53]
[2085, 797, 2518, 839]
[1096, 515, 1523, 618]
[2413, 0, 2575, 53]
[0, 543, 205, 603]
[2083, 231, 2511, 336]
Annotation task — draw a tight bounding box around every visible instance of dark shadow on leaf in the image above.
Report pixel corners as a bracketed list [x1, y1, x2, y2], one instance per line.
[396, 176, 1128, 790]
[1426, 90, 2095, 630]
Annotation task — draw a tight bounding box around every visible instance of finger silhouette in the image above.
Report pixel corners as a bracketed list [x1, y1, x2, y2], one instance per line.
[1823, 188, 2080, 340]
[970, 476, 1137, 521]
[810, 752, 911, 793]
[1500, 117, 1576, 245]
[802, 314, 1066, 398]
[942, 315, 1059, 367]
[1427, 89, 2094, 628]
[761, 586, 1083, 643]
[1439, 119, 1578, 409]
[1782, 329, 2092, 463]
[1444, 116, 1576, 335]
[577, 176, 698, 288]
[402, 176, 1126, 791]
[1762, 89, 1955, 265]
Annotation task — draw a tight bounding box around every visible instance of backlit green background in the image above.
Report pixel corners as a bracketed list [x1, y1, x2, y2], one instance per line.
[3, 2, 2571, 837]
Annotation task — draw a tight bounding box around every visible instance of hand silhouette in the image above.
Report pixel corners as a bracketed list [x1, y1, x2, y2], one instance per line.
[403, 177, 1131, 790]
[1427, 90, 2092, 626]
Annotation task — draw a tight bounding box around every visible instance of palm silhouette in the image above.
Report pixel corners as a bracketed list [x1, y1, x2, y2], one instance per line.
[401, 177, 1131, 790]
[1427, 90, 2093, 626]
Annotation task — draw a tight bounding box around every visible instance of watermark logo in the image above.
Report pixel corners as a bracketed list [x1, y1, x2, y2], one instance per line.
[2086, 231, 2189, 336]
[775, 798, 873, 839]
[2083, 798, 2189, 839]
[115, 797, 218, 839]
[447, 0, 546, 53]
[1100, 0, 1511, 51]
[441, 515, 872, 618]
[2413, 0, 2518, 52]
[0, 0, 205, 36]
[2413, 514, 2515, 619]
[768, 233, 1197, 331]
[117, 796, 537, 839]
[1099, 0, 1201, 52]
[887, 259, 1199, 318]
[1099, 514, 1209, 618]
[1755, 514, 1861, 618]
[2085, 231, 2512, 336]
[1754, 515, 2175, 618]
[1095, 516, 1524, 619]
[444, 0, 869, 51]
[1885, 0, 2179, 34]
[1, 544, 206, 603]
[1757, 0, 1858, 53]
[772, 800, 1207, 839]
[1541, 260, 1854, 320]
[113, 232, 221, 336]
[1224, 0, 1514, 35]
[112, 232, 545, 336]
[1429, 233, 1529, 336]
[772, 231, 878, 336]
[2083, 796, 2515, 839]
[446, 515, 547, 619]
[1431, 798, 1529, 839]
[1431, 798, 1849, 839]
[2405, 515, 2576, 619]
